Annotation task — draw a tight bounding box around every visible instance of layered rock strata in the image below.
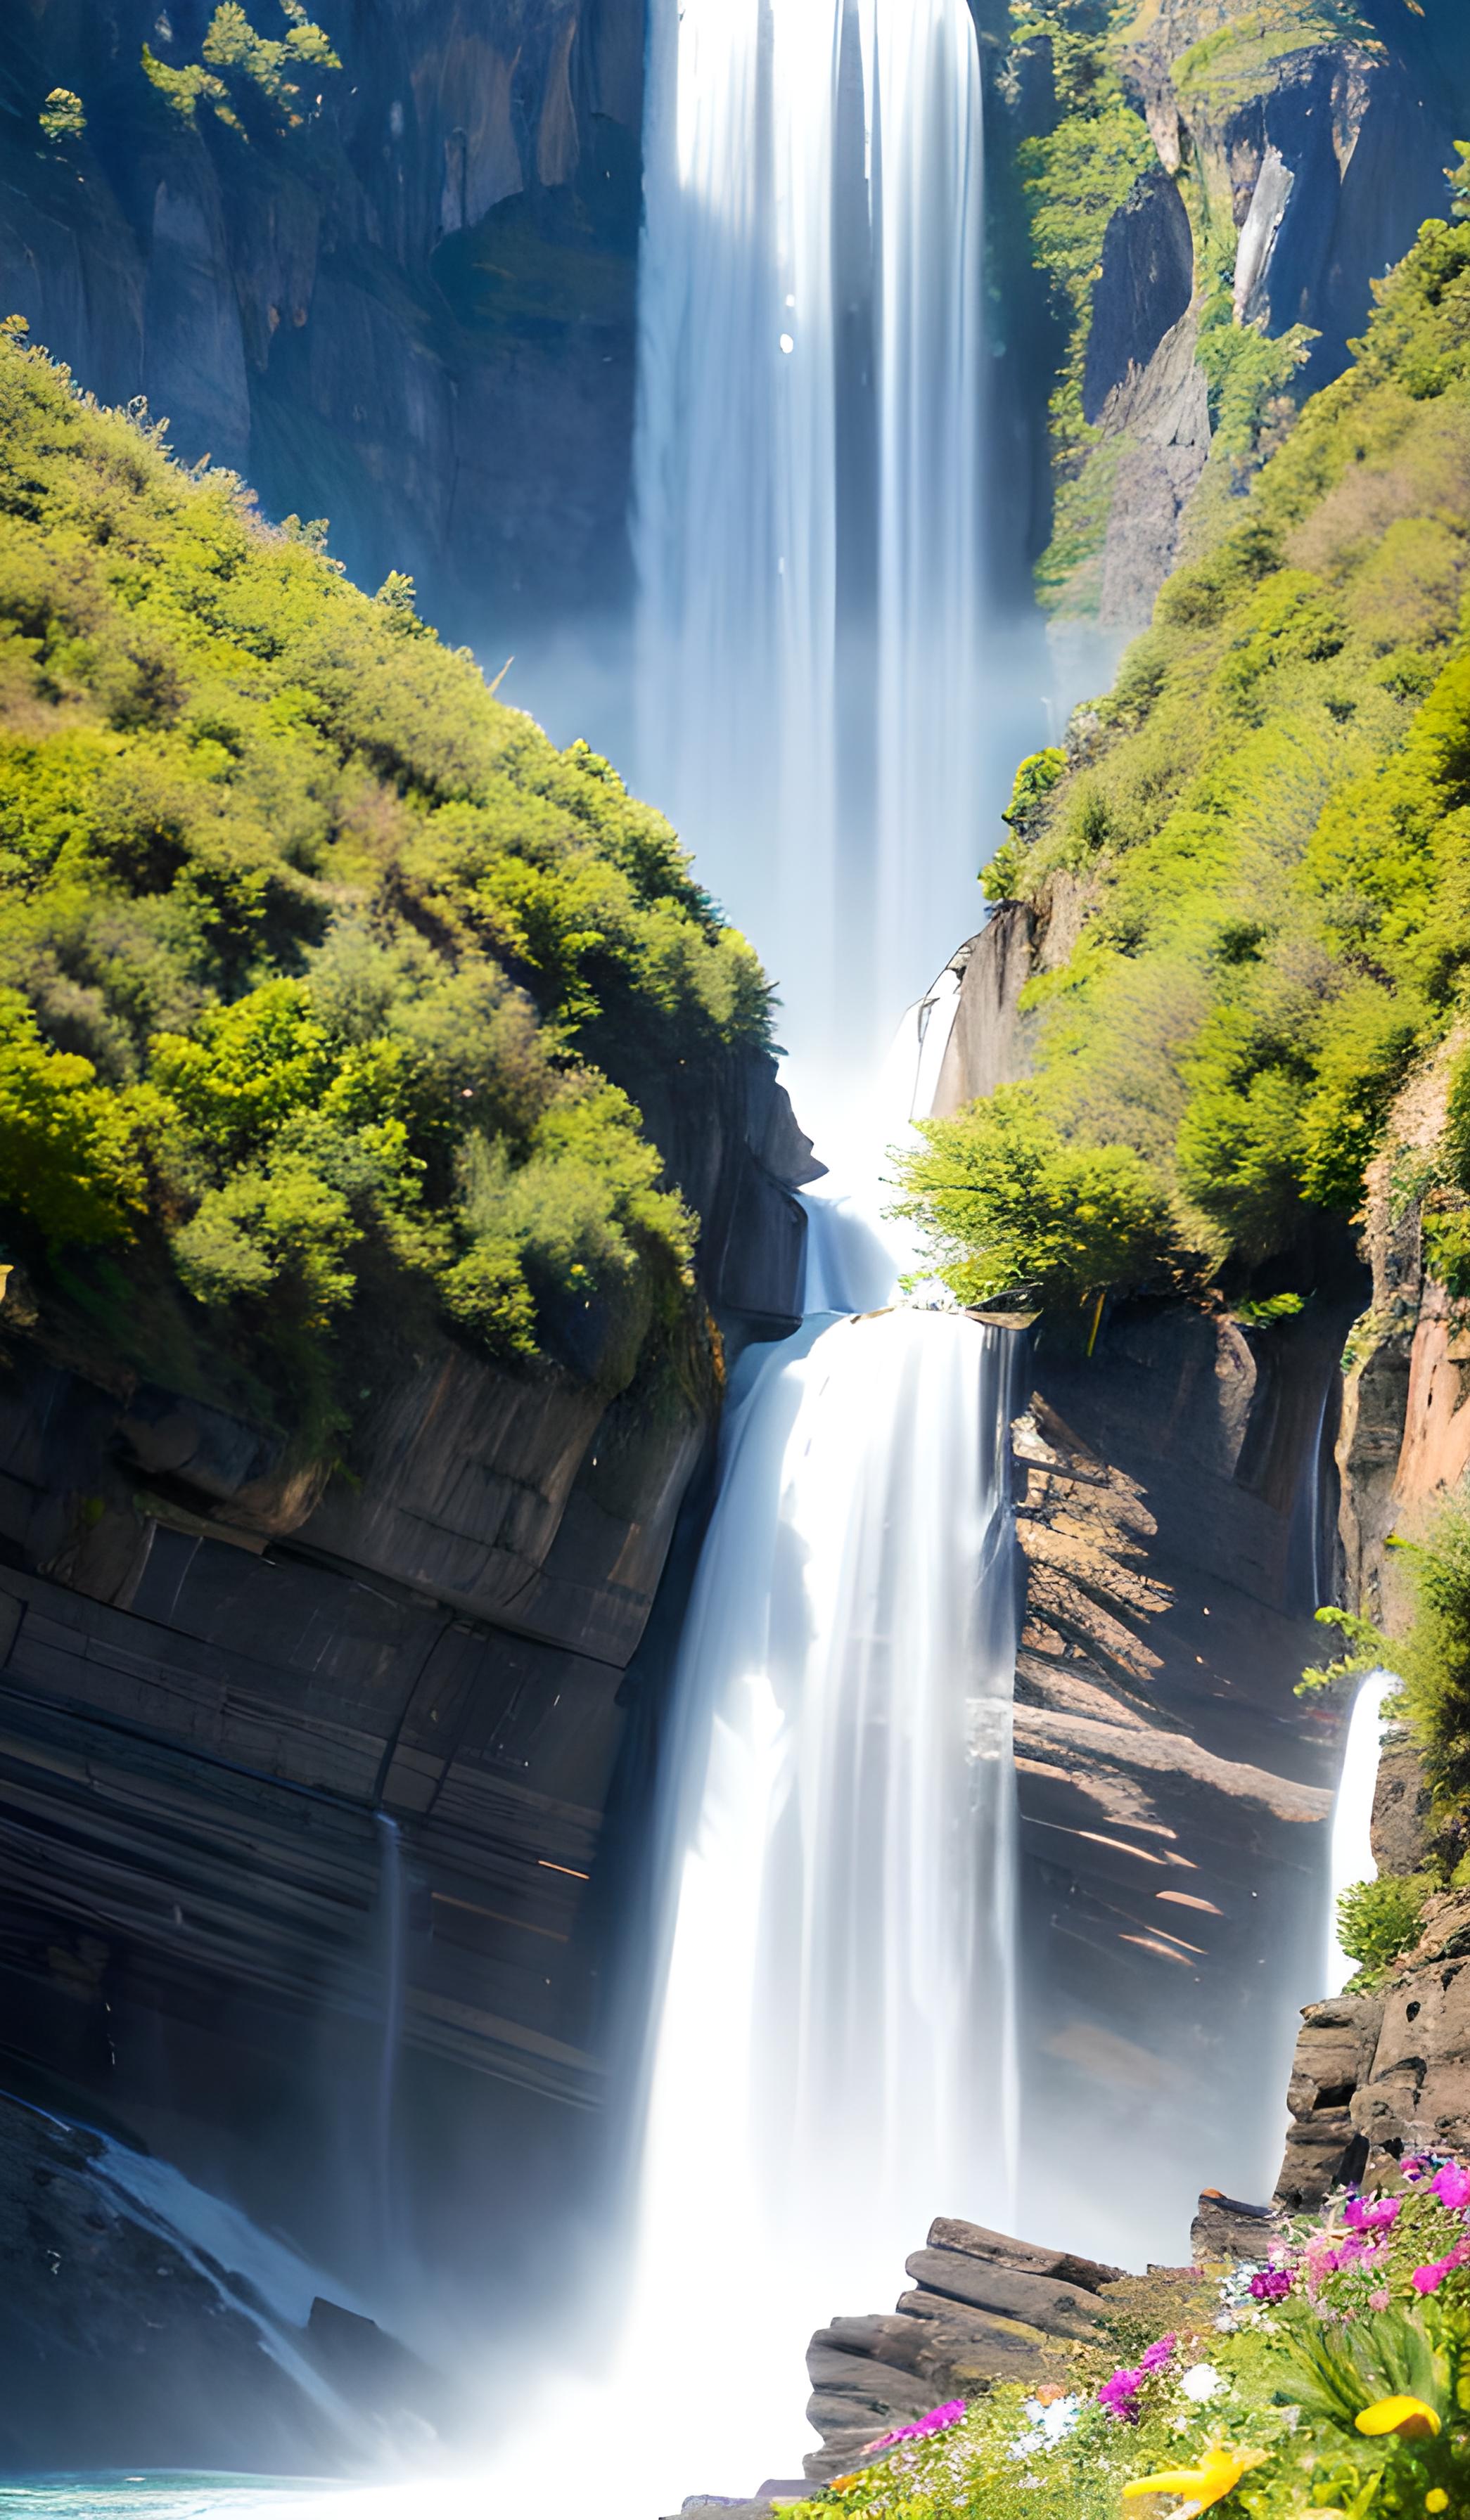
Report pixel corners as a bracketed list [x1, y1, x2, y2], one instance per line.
[0, 1048, 812, 2276]
[803, 2217, 1125, 2483]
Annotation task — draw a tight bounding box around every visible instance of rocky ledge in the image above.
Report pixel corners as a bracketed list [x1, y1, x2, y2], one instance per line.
[803, 2218, 1125, 2483]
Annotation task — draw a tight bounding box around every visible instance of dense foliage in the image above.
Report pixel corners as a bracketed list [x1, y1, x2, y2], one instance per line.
[0, 328, 769, 1434]
[1335, 1872, 1433, 1981]
[794, 2155, 1470, 2520]
[897, 197, 1470, 1312]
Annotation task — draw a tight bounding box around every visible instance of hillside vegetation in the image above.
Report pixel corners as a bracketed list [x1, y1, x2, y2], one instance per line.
[0, 325, 768, 1439]
[895, 180, 1470, 1312]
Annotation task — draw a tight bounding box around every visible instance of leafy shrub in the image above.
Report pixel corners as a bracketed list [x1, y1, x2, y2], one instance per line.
[0, 989, 143, 1245]
[888, 1085, 1171, 1309]
[38, 91, 86, 144]
[0, 326, 769, 1433]
[1336, 1872, 1431, 1978]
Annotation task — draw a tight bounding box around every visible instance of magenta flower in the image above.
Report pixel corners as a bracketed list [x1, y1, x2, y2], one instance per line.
[1249, 2267, 1293, 2301]
[864, 2399, 966, 2452]
[1097, 2336, 1175, 2421]
[1431, 2161, 1470, 2213]
[1344, 2194, 1402, 2233]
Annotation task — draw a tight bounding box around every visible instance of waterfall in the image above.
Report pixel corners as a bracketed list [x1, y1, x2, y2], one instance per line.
[1325, 1672, 1399, 1995]
[582, 1236, 1022, 2502]
[373, 1813, 407, 2262]
[633, 0, 985, 1124]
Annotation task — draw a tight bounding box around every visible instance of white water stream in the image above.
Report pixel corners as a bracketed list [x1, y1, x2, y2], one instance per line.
[1324, 1671, 1400, 1996]
[634, 0, 985, 1124]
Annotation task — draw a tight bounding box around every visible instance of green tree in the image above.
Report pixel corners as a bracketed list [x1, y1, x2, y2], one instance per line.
[889, 1084, 1171, 1309]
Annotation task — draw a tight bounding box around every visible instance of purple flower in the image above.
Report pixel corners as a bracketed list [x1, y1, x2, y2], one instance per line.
[864, 2399, 966, 2453]
[1249, 2267, 1293, 2301]
[1344, 2194, 1402, 2233]
[1097, 2336, 1175, 2422]
[1431, 2162, 1470, 2213]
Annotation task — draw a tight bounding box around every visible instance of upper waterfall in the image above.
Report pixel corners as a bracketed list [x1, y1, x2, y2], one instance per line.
[632, 0, 985, 1128]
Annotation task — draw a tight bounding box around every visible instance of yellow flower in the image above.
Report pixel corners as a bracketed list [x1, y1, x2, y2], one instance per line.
[1122, 2443, 1265, 2511]
[1355, 2396, 1442, 2441]
[1425, 2493, 1450, 2514]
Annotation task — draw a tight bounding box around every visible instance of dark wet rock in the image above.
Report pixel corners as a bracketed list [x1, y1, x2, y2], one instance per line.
[1083, 171, 1194, 425]
[0, 2090, 343, 2474]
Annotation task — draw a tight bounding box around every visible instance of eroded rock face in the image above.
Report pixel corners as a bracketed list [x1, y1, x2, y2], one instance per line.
[0, 1045, 811, 2292]
[804, 2218, 1125, 2481]
[0, 0, 648, 636]
[1015, 1297, 1353, 2237]
[1029, 0, 1470, 629]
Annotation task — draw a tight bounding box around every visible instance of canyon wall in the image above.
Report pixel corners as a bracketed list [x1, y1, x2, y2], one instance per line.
[0, 1042, 813, 2315]
[997, 0, 1470, 632]
[1, 0, 648, 641]
[938, 911, 1355, 2256]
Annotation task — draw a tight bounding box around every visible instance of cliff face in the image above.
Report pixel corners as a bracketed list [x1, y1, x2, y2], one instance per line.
[1004, 0, 1470, 631]
[1, 0, 646, 638]
[0, 1042, 812, 2302]
[937, 917, 1354, 2260]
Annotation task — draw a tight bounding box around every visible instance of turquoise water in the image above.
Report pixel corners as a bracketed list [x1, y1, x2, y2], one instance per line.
[0, 2483, 346, 2517]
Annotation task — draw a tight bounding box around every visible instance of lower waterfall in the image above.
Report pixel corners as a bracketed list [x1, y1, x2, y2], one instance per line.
[616, 1287, 1023, 2494]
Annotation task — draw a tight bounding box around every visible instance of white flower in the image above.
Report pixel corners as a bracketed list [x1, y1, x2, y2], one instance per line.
[1021, 2394, 1081, 2445]
[1180, 2363, 1222, 2403]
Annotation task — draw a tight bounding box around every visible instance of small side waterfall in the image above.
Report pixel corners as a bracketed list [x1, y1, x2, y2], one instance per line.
[634, 0, 985, 1112]
[373, 1813, 407, 2261]
[1326, 1672, 1399, 1995]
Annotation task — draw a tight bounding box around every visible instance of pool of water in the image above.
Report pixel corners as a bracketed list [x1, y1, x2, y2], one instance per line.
[0, 2482, 348, 2518]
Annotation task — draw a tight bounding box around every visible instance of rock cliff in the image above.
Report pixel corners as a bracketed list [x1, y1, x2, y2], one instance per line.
[0, 1039, 814, 2323]
[936, 920, 1353, 2248]
[999, 0, 1470, 629]
[1, 0, 647, 638]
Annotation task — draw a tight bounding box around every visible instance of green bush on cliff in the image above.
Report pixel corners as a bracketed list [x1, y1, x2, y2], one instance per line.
[1008, 4, 1156, 609]
[0, 328, 769, 1432]
[1336, 1870, 1431, 1979]
[889, 1086, 1171, 1309]
[143, 1, 339, 132]
[912, 195, 1470, 1307]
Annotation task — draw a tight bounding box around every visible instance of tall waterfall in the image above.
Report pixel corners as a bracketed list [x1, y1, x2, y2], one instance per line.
[596, 1266, 1021, 2502]
[633, 0, 985, 1121]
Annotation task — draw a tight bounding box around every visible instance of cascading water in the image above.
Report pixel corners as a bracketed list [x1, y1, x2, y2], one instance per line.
[373, 1812, 407, 2264]
[1326, 1671, 1400, 1996]
[610, 1281, 1023, 2498]
[633, 0, 985, 1121]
